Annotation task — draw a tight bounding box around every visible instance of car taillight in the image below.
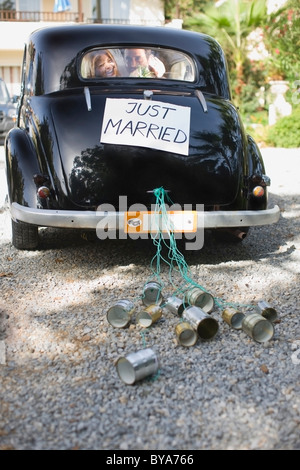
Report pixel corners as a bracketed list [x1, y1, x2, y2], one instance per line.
[252, 185, 265, 197]
[37, 186, 50, 198]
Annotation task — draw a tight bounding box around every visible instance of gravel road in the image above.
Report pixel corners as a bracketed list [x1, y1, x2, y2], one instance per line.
[0, 145, 299, 451]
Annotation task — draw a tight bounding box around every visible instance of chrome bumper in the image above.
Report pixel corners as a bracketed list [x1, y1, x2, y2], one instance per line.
[11, 202, 280, 230]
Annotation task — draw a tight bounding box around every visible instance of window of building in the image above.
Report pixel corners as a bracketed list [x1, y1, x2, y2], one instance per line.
[92, 0, 130, 23]
[9, 0, 41, 20]
[15, 0, 41, 11]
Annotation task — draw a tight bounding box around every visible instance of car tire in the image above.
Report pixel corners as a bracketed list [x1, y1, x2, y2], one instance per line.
[12, 219, 39, 250]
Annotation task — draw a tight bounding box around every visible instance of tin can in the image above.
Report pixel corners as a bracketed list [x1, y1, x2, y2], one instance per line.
[222, 307, 245, 330]
[142, 281, 163, 306]
[136, 305, 162, 328]
[165, 296, 185, 316]
[116, 348, 159, 385]
[175, 321, 198, 347]
[256, 301, 278, 322]
[182, 305, 219, 340]
[106, 299, 135, 328]
[242, 313, 274, 343]
[184, 287, 214, 313]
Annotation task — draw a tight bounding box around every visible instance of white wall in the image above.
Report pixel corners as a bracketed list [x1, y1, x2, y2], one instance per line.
[130, 0, 164, 25]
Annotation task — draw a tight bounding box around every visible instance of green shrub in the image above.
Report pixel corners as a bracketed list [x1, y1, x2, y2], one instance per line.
[267, 108, 300, 147]
[242, 110, 269, 145]
[246, 124, 270, 146]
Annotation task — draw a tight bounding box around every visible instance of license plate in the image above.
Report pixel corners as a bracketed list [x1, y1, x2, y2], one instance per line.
[124, 211, 197, 234]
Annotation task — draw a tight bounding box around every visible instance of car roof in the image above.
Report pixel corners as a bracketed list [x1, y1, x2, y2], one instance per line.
[24, 24, 231, 99]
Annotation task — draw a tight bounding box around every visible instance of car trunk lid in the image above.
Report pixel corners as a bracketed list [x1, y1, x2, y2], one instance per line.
[50, 87, 245, 209]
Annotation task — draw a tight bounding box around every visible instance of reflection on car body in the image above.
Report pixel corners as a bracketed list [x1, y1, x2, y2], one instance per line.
[4, 24, 280, 250]
[0, 78, 16, 142]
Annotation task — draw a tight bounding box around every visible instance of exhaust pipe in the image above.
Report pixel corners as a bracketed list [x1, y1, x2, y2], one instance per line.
[216, 228, 248, 240]
[230, 229, 248, 240]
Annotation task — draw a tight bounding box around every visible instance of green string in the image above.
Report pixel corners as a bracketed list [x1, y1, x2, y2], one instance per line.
[147, 187, 209, 296]
[214, 297, 254, 310]
[140, 329, 149, 348]
[145, 187, 254, 312]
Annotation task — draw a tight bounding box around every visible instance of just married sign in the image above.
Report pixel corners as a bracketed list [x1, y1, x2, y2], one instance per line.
[100, 98, 191, 156]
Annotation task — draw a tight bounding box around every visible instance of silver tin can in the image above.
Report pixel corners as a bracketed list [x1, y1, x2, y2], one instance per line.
[116, 348, 159, 385]
[106, 299, 135, 328]
[165, 296, 185, 316]
[136, 305, 162, 328]
[256, 301, 278, 322]
[184, 287, 214, 313]
[242, 313, 274, 343]
[175, 321, 198, 347]
[222, 307, 245, 330]
[182, 305, 219, 340]
[142, 281, 163, 306]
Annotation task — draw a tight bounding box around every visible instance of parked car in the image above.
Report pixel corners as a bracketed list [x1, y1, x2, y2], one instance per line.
[0, 78, 16, 143]
[5, 24, 280, 250]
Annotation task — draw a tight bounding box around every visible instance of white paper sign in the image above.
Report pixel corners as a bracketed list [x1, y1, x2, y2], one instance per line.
[100, 98, 191, 155]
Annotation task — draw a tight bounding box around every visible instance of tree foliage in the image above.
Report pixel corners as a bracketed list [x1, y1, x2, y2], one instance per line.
[164, 0, 210, 21]
[183, 0, 268, 106]
[0, 0, 14, 9]
[263, 0, 300, 81]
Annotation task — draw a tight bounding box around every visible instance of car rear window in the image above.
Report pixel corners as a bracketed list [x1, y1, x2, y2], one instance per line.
[80, 47, 195, 82]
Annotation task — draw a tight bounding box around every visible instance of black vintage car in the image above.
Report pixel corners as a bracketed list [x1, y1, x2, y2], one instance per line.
[5, 24, 279, 250]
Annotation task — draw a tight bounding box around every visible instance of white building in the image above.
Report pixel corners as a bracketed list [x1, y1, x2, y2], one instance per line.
[0, 0, 165, 96]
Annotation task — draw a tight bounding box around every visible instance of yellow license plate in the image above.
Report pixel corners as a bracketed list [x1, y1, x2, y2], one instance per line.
[124, 211, 197, 234]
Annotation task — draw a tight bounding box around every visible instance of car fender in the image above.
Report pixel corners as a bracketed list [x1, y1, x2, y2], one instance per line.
[5, 128, 42, 209]
[246, 134, 265, 175]
[246, 134, 268, 210]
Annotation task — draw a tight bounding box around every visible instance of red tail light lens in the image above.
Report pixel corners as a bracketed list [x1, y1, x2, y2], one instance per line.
[37, 186, 50, 198]
[252, 186, 265, 198]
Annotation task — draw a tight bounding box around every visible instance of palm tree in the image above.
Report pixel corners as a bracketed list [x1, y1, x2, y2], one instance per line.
[185, 0, 268, 104]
